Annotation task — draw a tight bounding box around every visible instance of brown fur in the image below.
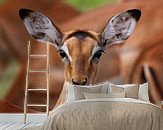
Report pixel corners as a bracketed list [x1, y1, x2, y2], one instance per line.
[63, 30, 100, 84]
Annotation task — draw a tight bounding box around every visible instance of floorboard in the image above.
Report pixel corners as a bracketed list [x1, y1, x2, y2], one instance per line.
[0, 123, 14, 129]
[3, 123, 21, 130]
[0, 113, 45, 129]
[14, 123, 30, 130]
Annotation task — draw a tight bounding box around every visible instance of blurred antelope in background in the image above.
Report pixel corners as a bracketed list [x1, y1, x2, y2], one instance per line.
[19, 8, 141, 107]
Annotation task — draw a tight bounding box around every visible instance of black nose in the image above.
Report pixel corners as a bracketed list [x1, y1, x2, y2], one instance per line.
[72, 78, 87, 85]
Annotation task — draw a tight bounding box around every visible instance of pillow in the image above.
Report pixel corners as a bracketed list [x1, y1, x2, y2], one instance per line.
[65, 82, 108, 102]
[109, 83, 139, 99]
[84, 92, 126, 99]
[108, 83, 149, 102]
[138, 83, 149, 102]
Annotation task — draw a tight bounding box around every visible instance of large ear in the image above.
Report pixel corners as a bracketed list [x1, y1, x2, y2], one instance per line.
[100, 9, 141, 47]
[19, 8, 63, 48]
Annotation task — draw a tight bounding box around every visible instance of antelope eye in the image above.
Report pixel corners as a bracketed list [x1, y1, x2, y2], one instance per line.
[93, 50, 103, 60]
[58, 50, 68, 59]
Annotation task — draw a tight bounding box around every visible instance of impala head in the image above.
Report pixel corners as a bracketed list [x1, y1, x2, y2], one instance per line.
[19, 9, 141, 85]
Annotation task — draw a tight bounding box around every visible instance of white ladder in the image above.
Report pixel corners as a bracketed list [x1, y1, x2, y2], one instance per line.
[24, 41, 50, 124]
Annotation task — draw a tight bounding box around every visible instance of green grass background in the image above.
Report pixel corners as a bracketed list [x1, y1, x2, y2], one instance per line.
[66, 0, 115, 11]
[0, 61, 18, 98]
[0, 0, 5, 4]
[0, 0, 115, 98]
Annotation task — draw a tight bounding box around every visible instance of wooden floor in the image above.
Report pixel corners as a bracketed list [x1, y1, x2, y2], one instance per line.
[0, 122, 43, 130]
[0, 113, 47, 130]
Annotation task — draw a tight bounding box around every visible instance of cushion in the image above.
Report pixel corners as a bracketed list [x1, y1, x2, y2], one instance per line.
[108, 83, 149, 101]
[109, 83, 139, 99]
[138, 83, 149, 102]
[66, 82, 108, 102]
[84, 92, 126, 99]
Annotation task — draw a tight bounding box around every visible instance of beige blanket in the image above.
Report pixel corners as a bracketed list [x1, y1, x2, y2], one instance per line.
[24, 98, 163, 130]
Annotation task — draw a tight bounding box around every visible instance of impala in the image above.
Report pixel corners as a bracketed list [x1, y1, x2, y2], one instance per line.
[19, 8, 141, 107]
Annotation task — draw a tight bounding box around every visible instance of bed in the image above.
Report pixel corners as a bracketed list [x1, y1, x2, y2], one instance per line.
[22, 82, 163, 130]
[23, 98, 163, 130]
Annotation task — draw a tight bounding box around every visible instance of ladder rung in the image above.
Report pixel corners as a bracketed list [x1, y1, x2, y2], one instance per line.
[27, 104, 47, 107]
[28, 89, 47, 91]
[29, 69, 48, 73]
[30, 54, 47, 58]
